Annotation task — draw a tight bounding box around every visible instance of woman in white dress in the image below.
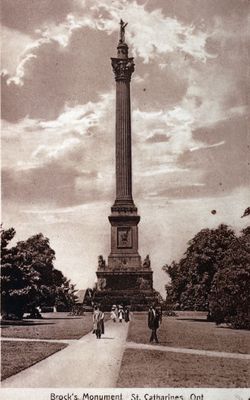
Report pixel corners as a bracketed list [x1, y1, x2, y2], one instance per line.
[118, 306, 124, 323]
[110, 305, 117, 322]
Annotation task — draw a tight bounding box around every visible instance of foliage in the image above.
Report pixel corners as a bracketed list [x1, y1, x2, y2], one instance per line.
[1, 227, 39, 319]
[163, 224, 250, 329]
[209, 227, 250, 329]
[164, 224, 236, 311]
[1, 227, 76, 319]
[241, 207, 250, 218]
[55, 280, 78, 311]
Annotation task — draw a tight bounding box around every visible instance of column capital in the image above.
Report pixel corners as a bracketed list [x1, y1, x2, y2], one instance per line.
[111, 57, 135, 81]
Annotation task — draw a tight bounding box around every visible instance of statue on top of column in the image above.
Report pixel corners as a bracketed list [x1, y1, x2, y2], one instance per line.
[119, 19, 128, 43]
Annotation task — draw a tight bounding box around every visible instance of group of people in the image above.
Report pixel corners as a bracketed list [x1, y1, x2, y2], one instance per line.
[92, 303, 162, 343]
[92, 304, 131, 339]
[110, 305, 130, 323]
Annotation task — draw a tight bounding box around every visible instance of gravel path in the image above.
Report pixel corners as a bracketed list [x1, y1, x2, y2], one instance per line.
[1, 320, 129, 388]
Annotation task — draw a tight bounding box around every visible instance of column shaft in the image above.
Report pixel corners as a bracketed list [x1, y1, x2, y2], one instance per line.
[116, 80, 132, 202]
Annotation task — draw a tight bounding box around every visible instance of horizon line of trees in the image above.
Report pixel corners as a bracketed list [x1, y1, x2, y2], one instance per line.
[1, 226, 77, 320]
[163, 219, 250, 330]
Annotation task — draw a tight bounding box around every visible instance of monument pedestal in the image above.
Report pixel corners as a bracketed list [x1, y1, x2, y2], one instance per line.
[95, 270, 158, 311]
[94, 203, 158, 310]
[94, 207, 158, 310]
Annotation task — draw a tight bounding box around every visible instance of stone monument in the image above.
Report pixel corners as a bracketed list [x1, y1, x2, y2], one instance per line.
[94, 21, 159, 310]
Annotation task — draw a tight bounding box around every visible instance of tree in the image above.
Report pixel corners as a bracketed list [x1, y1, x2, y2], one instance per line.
[54, 277, 78, 311]
[163, 224, 236, 311]
[1, 227, 76, 319]
[14, 233, 56, 312]
[209, 227, 250, 329]
[163, 224, 250, 329]
[241, 207, 250, 218]
[1, 227, 39, 319]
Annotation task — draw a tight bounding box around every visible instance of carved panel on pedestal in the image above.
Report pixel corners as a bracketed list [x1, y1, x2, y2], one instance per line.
[137, 276, 151, 289]
[117, 227, 132, 248]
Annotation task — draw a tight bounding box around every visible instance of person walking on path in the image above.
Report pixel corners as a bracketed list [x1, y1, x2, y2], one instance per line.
[118, 305, 124, 323]
[148, 304, 160, 343]
[110, 305, 117, 322]
[124, 306, 130, 322]
[93, 305, 104, 339]
[100, 306, 105, 335]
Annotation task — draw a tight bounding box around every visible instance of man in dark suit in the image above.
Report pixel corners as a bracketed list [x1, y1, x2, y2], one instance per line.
[148, 304, 160, 343]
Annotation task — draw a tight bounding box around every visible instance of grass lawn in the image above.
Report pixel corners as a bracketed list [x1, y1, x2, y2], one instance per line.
[128, 312, 250, 354]
[117, 312, 250, 387]
[1, 312, 94, 380]
[1, 312, 94, 340]
[117, 348, 250, 387]
[1, 340, 67, 381]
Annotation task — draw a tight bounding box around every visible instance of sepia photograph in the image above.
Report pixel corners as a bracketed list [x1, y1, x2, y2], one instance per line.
[1, 1, 249, 399]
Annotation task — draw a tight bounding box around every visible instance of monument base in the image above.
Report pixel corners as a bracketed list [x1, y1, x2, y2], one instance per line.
[94, 270, 161, 311]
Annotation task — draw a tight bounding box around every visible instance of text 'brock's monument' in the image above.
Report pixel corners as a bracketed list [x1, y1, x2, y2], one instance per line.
[95, 21, 158, 309]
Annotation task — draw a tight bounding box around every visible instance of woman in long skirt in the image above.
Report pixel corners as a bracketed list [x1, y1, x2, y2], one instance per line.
[93, 305, 104, 339]
[110, 305, 117, 322]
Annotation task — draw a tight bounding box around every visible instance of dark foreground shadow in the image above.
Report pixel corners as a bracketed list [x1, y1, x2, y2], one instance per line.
[0, 320, 55, 327]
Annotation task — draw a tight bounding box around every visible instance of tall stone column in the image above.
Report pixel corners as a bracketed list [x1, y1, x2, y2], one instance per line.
[108, 31, 141, 270]
[95, 21, 155, 309]
[111, 42, 135, 207]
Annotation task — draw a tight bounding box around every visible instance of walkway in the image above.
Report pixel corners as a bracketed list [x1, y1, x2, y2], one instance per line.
[1, 320, 129, 388]
[126, 341, 250, 360]
[1, 337, 76, 344]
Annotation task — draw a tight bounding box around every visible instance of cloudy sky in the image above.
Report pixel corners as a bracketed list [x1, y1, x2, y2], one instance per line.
[1, 0, 249, 295]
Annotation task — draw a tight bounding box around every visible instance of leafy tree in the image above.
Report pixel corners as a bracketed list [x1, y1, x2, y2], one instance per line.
[13, 233, 56, 312]
[163, 224, 236, 311]
[1, 227, 39, 319]
[209, 227, 250, 329]
[55, 279, 78, 311]
[1, 227, 76, 319]
[241, 207, 250, 218]
[163, 224, 250, 329]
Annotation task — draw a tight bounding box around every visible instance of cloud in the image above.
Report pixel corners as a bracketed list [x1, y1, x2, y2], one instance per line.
[2, 92, 115, 208]
[1, 26, 34, 75]
[87, 0, 213, 62]
[146, 133, 170, 143]
[1, 28, 115, 122]
[151, 0, 248, 23]
[174, 116, 250, 198]
[1, 0, 249, 293]
[2, 0, 214, 87]
[1, 0, 78, 34]
[7, 53, 37, 86]
[133, 106, 199, 155]
[3, 0, 246, 132]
